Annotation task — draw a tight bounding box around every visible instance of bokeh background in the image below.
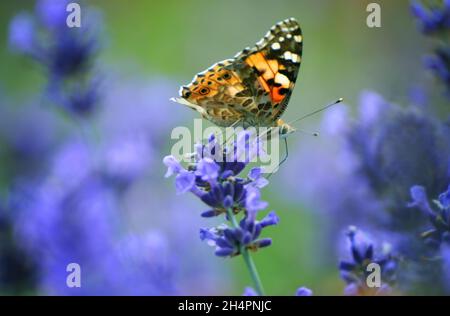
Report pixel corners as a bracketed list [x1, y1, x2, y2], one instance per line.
[0, 0, 449, 295]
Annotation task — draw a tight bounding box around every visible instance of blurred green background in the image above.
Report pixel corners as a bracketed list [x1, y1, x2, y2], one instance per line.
[0, 0, 433, 295]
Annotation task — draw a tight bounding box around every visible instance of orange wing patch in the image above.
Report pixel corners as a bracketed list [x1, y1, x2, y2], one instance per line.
[245, 52, 290, 104]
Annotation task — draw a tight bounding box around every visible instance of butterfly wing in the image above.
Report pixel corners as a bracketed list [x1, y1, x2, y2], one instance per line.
[234, 17, 303, 125]
[172, 58, 249, 127]
[174, 18, 303, 128]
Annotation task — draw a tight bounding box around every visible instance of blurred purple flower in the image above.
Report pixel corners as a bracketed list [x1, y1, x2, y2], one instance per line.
[49, 80, 100, 116]
[0, 102, 59, 178]
[36, 0, 71, 29]
[102, 134, 153, 186]
[281, 96, 385, 231]
[3, 0, 226, 296]
[242, 286, 313, 296]
[296, 287, 313, 296]
[440, 185, 450, 208]
[9, 139, 181, 295]
[441, 245, 450, 292]
[411, 1, 450, 97]
[8, 13, 36, 55]
[407, 184, 450, 294]
[242, 287, 258, 296]
[346, 96, 449, 222]
[338, 227, 397, 296]
[285, 90, 449, 294]
[98, 78, 185, 146]
[11, 178, 121, 295]
[409, 184, 450, 248]
[0, 202, 36, 294]
[410, 0, 450, 34]
[423, 48, 450, 96]
[8, 0, 100, 117]
[116, 232, 178, 295]
[311, 91, 448, 229]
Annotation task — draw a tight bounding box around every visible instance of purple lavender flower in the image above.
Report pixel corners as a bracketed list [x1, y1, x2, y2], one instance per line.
[409, 184, 450, 248]
[339, 227, 397, 296]
[164, 133, 261, 219]
[407, 184, 450, 294]
[164, 131, 280, 295]
[164, 132, 279, 257]
[200, 211, 277, 257]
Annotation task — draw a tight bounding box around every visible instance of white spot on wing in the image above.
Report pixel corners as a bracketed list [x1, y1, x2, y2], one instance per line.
[294, 35, 302, 43]
[271, 42, 281, 50]
[274, 73, 290, 88]
[283, 51, 292, 61]
[291, 53, 301, 63]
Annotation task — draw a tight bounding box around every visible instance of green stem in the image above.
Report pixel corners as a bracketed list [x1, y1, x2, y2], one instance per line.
[226, 208, 265, 296]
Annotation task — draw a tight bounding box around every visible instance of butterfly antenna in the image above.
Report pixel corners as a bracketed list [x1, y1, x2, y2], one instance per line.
[296, 129, 319, 137]
[286, 97, 344, 127]
[257, 97, 343, 140]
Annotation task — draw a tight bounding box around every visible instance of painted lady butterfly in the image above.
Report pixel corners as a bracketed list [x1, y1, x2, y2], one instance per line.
[172, 18, 303, 136]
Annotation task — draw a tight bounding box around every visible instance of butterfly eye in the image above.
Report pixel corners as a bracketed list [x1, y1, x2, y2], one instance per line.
[199, 87, 210, 95]
[183, 91, 191, 98]
[223, 73, 231, 80]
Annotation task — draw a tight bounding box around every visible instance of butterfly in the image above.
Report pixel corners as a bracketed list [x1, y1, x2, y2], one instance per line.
[172, 17, 303, 137]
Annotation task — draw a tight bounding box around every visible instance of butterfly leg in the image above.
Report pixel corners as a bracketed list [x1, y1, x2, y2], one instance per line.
[222, 119, 244, 148]
[265, 137, 289, 180]
[279, 137, 289, 167]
